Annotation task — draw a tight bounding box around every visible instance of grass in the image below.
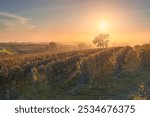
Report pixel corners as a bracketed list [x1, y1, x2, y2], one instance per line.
[0, 48, 16, 55]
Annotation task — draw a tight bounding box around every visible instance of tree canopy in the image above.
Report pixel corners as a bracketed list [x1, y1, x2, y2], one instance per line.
[93, 34, 110, 48]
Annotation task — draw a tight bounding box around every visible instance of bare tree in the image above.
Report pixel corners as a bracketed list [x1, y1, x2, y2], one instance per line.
[93, 34, 110, 48]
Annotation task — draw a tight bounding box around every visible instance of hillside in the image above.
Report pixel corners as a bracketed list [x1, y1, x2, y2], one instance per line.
[0, 44, 150, 100]
[0, 48, 16, 55]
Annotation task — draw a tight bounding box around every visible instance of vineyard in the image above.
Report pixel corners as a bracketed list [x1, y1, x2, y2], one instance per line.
[0, 44, 150, 100]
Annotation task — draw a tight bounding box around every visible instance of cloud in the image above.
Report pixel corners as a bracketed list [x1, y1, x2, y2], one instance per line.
[0, 11, 34, 31]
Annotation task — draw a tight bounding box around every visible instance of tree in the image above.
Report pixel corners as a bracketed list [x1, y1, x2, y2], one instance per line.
[93, 34, 110, 48]
[78, 43, 90, 49]
[45, 42, 57, 50]
[49, 42, 57, 49]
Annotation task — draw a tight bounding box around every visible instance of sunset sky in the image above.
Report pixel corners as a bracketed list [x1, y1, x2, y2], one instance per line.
[0, 0, 150, 44]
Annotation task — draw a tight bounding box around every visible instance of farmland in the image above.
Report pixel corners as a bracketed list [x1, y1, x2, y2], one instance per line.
[0, 44, 150, 100]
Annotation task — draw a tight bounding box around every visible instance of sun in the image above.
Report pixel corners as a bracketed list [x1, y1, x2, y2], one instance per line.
[99, 21, 108, 31]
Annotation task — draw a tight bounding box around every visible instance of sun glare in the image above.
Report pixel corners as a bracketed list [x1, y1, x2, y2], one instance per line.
[99, 21, 108, 31]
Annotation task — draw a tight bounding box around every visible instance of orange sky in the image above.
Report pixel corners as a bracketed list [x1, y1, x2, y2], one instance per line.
[0, 0, 150, 45]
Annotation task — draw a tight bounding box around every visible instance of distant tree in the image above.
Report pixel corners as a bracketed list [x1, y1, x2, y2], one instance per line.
[134, 45, 141, 50]
[78, 43, 88, 49]
[49, 42, 57, 49]
[45, 42, 57, 50]
[93, 34, 110, 48]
